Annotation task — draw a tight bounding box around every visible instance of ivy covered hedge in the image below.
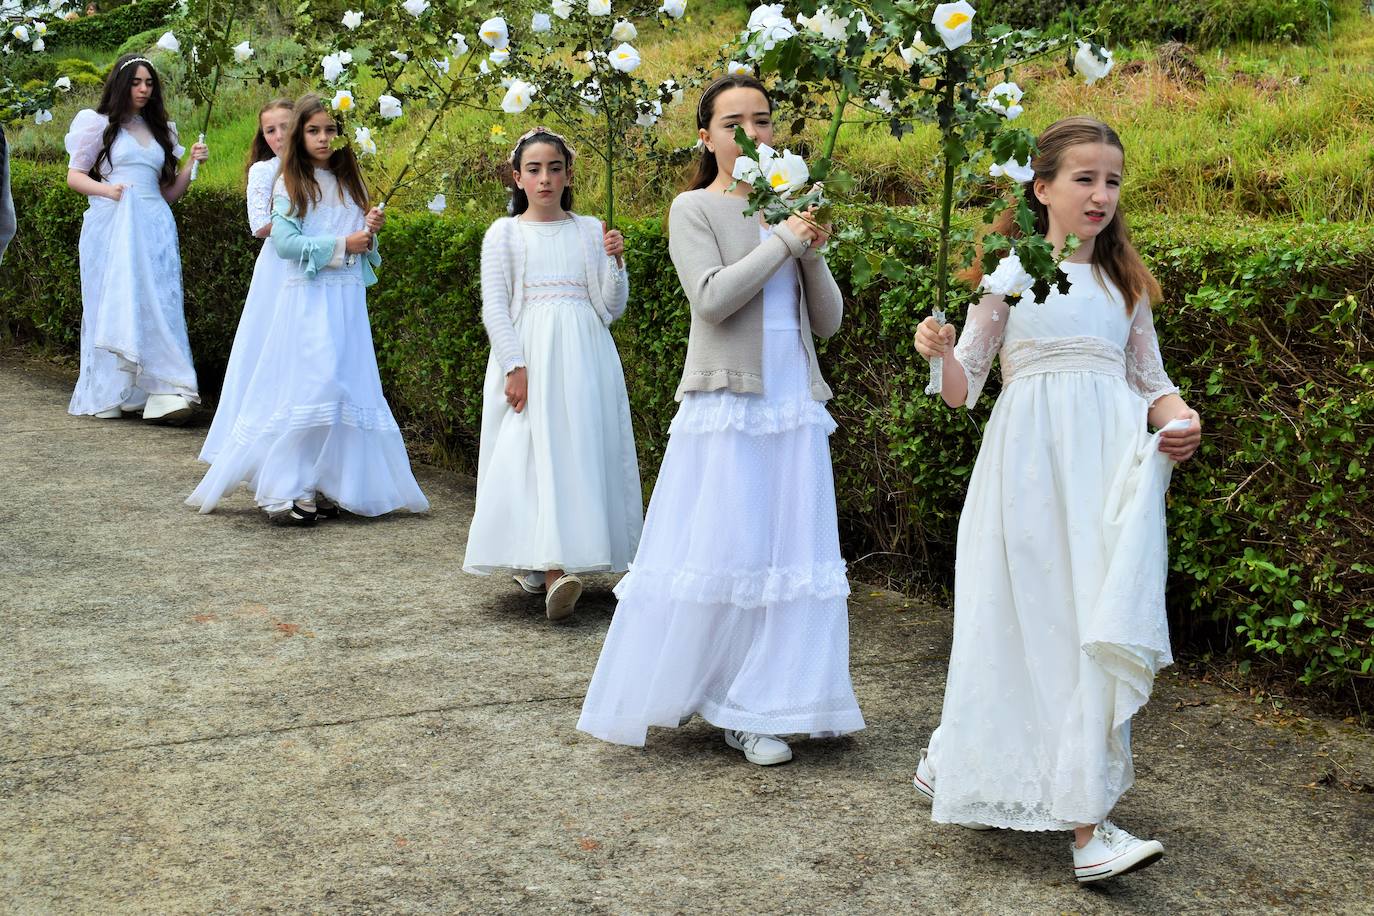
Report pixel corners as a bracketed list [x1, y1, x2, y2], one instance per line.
[2, 160, 1370, 698]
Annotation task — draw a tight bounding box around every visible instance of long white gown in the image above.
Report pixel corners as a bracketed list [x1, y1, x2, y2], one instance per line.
[578, 227, 865, 746]
[64, 109, 198, 415]
[199, 156, 288, 463]
[928, 261, 1181, 831]
[463, 218, 642, 575]
[185, 170, 429, 517]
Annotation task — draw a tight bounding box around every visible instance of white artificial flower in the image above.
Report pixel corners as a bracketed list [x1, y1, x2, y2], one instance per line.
[11, 25, 29, 43]
[763, 148, 809, 197]
[1075, 40, 1114, 84]
[338, 50, 354, 65]
[869, 88, 893, 113]
[588, 0, 611, 15]
[796, 6, 847, 41]
[635, 99, 662, 127]
[753, 16, 796, 54]
[746, 3, 785, 32]
[479, 58, 492, 74]
[331, 89, 355, 112]
[931, 1, 974, 50]
[989, 157, 1033, 183]
[433, 56, 450, 73]
[899, 31, 930, 65]
[611, 18, 636, 40]
[658, 0, 686, 17]
[31, 37, 43, 51]
[578, 78, 602, 113]
[501, 79, 536, 113]
[552, 0, 574, 18]
[54, 75, 70, 90]
[1, 45, 11, 57]
[985, 81, 1023, 120]
[322, 51, 347, 81]
[342, 9, 363, 29]
[450, 33, 469, 55]
[34, 108, 52, 125]
[402, 0, 430, 17]
[726, 60, 752, 75]
[489, 48, 509, 66]
[427, 193, 447, 214]
[379, 94, 403, 118]
[500, 76, 514, 88]
[354, 125, 377, 155]
[478, 17, 509, 49]
[660, 78, 683, 105]
[232, 40, 253, 63]
[854, 13, 871, 36]
[391, 49, 409, 62]
[155, 30, 179, 52]
[33, 21, 46, 35]
[531, 12, 552, 32]
[731, 154, 762, 184]
[980, 252, 1035, 297]
[608, 41, 640, 73]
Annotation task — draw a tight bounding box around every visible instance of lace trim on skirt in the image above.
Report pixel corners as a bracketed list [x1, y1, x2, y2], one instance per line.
[614, 560, 850, 609]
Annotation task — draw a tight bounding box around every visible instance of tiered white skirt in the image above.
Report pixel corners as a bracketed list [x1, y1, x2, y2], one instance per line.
[578, 325, 865, 746]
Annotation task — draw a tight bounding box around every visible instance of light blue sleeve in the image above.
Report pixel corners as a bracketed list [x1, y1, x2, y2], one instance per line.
[269, 196, 340, 279]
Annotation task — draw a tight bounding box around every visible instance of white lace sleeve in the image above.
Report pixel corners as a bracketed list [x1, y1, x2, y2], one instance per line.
[64, 109, 108, 173]
[167, 120, 186, 160]
[1125, 298, 1178, 406]
[246, 160, 277, 234]
[951, 293, 1011, 408]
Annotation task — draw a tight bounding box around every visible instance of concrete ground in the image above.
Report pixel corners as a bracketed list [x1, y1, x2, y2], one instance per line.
[1, 357, 1371, 915]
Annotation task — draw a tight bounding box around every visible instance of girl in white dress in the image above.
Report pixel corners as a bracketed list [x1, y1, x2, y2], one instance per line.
[578, 76, 865, 765]
[912, 117, 1203, 882]
[199, 98, 294, 464]
[463, 127, 641, 621]
[186, 94, 428, 525]
[64, 54, 209, 423]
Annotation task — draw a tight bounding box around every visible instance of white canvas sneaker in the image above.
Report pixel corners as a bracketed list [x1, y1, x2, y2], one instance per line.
[911, 748, 993, 830]
[724, 730, 792, 766]
[1072, 821, 1165, 883]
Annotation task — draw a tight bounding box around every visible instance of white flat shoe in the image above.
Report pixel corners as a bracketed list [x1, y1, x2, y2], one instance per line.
[143, 394, 193, 424]
[93, 407, 122, 419]
[545, 574, 583, 621]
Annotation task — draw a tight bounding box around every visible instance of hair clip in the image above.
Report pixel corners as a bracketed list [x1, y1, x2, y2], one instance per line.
[119, 56, 153, 72]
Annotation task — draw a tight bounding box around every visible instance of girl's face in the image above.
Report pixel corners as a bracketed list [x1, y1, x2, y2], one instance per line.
[1034, 142, 1123, 250]
[699, 87, 773, 182]
[261, 107, 292, 158]
[301, 110, 338, 166]
[512, 140, 569, 213]
[128, 66, 153, 111]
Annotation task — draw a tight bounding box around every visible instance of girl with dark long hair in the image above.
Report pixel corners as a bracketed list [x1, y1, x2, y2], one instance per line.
[63, 53, 209, 422]
[462, 126, 640, 621]
[187, 94, 428, 525]
[911, 116, 1202, 882]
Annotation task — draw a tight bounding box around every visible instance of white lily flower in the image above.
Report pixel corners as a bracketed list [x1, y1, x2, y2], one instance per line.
[531, 12, 552, 32]
[796, 6, 848, 41]
[746, 3, 785, 32]
[433, 56, 451, 74]
[588, 0, 611, 15]
[726, 60, 752, 75]
[402, 0, 429, 17]
[611, 18, 636, 40]
[391, 49, 409, 62]
[489, 48, 509, 66]
[658, 0, 686, 17]
[339, 50, 354, 65]
[427, 193, 447, 214]
[985, 81, 1023, 119]
[54, 75, 70, 90]
[1074, 40, 1114, 84]
[34, 108, 52, 125]
[854, 13, 871, 36]
[31, 37, 43, 51]
[321, 52, 346, 81]
[379, 94, 403, 119]
[155, 30, 179, 52]
[899, 31, 930, 65]
[635, 99, 662, 127]
[931, 1, 974, 50]
[764, 148, 809, 197]
[354, 126, 377, 155]
[450, 33, 469, 55]
[479, 59, 492, 74]
[478, 17, 509, 49]
[989, 157, 1033, 183]
[980, 252, 1035, 296]
[869, 88, 893, 113]
[331, 90, 354, 112]
[608, 41, 640, 72]
[731, 154, 762, 184]
[11, 25, 29, 43]
[501, 79, 536, 113]
[34, 21, 46, 35]
[232, 40, 253, 63]
[342, 9, 363, 29]
[552, 0, 574, 18]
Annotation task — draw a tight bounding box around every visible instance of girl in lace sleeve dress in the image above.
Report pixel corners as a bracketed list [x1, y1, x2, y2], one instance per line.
[186, 94, 428, 525]
[577, 75, 865, 766]
[63, 54, 209, 422]
[911, 117, 1202, 883]
[199, 98, 294, 465]
[462, 127, 642, 621]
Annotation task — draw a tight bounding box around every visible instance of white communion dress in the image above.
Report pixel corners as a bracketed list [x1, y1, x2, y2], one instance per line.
[463, 217, 642, 575]
[198, 156, 289, 464]
[578, 227, 865, 746]
[928, 261, 1182, 831]
[64, 109, 198, 415]
[185, 170, 428, 517]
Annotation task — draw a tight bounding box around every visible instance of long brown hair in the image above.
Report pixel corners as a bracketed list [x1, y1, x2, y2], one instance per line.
[279, 94, 369, 218]
[243, 98, 294, 183]
[92, 54, 178, 187]
[687, 74, 774, 191]
[964, 116, 1161, 310]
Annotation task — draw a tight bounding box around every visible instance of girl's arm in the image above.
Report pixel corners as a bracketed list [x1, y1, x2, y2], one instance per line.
[66, 169, 121, 200]
[246, 161, 275, 238]
[162, 138, 209, 204]
[798, 249, 843, 339]
[1127, 299, 1202, 461]
[479, 222, 525, 375]
[270, 197, 350, 276]
[64, 110, 115, 198]
[913, 292, 1011, 409]
[599, 225, 629, 322]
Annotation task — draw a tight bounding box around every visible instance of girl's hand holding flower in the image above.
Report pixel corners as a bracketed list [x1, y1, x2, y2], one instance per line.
[345, 229, 374, 254]
[783, 206, 828, 251]
[602, 227, 624, 265]
[914, 316, 956, 360]
[189, 141, 209, 163]
[365, 207, 386, 233]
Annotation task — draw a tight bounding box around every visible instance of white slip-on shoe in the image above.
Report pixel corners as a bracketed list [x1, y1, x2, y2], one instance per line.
[724, 729, 792, 766]
[513, 571, 547, 594]
[1072, 821, 1165, 883]
[545, 574, 583, 621]
[93, 407, 122, 418]
[912, 747, 993, 830]
[143, 394, 193, 425]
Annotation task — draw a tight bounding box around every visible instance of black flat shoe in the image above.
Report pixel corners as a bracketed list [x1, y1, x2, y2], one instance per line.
[269, 502, 317, 527]
[315, 498, 340, 520]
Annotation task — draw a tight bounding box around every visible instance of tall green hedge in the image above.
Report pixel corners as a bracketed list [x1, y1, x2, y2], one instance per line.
[42, 0, 179, 52]
[2, 160, 1370, 698]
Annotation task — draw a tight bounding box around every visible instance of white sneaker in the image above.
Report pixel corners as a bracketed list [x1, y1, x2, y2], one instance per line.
[545, 574, 583, 621]
[724, 729, 792, 766]
[143, 394, 193, 424]
[911, 747, 993, 830]
[1072, 821, 1164, 883]
[512, 571, 546, 594]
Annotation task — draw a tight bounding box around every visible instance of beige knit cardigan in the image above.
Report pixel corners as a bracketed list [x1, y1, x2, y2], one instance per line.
[667, 189, 843, 402]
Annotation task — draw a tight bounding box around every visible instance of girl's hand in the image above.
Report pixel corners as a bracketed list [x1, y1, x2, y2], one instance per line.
[505, 367, 528, 413]
[344, 229, 373, 254]
[189, 141, 209, 164]
[914, 315, 956, 360]
[603, 228, 624, 259]
[364, 207, 385, 233]
[1159, 408, 1202, 462]
[783, 206, 828, 251]
[106, 183, 129, 202]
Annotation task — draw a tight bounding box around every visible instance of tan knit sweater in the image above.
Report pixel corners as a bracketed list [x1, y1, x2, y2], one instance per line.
[667, 189, 843, 402]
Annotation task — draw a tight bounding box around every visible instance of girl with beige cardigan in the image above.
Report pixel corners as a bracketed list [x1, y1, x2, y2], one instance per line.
[578, 76, 865, 765]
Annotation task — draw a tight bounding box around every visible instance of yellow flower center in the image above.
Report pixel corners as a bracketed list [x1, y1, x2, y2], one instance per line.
[769, 172, 788, 189]
[338, 96, 352, 110]
[944, 11, 970, 28]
